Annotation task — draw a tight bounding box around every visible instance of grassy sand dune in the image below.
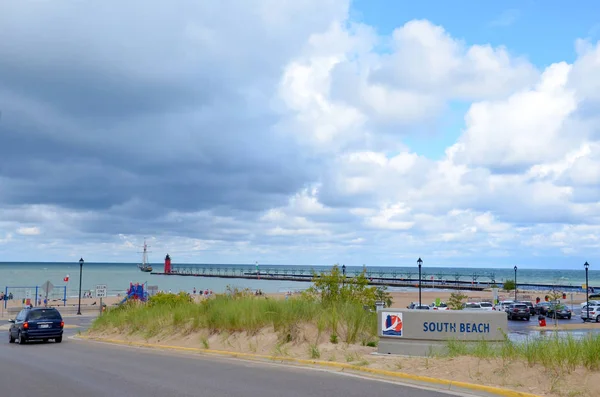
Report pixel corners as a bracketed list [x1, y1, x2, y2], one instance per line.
[90, 293, 378, 349]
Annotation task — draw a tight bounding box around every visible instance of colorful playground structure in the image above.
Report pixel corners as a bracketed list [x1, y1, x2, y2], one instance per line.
[119, 283, 148, 305]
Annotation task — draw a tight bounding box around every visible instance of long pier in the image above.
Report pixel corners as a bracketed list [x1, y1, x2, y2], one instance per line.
[151, 271, 486, 291]
[149, 265, 593, 292]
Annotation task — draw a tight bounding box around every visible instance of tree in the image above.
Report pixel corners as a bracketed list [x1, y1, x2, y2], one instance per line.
[503, 280, 516, 291]
[303, 264, 392, 308]
[546, 281, 565, 327]
[374, 285, 393, 308]
[448, 291, 469, 310]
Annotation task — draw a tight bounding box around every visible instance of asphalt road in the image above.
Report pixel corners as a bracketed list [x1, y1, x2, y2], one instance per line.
[0, 317, 458, 397]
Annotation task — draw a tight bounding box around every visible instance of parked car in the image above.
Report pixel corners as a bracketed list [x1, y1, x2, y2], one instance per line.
[495, 300, 514, 312]
[506, 303, 530, 321]
[518, 301, 536, 316]
[589, 294, 600, 300]
[581, 304, 600, 322]
[580, 300, 600, 309]
[534, 302, 552, 316]
[546, 304, 572, 320]
[478, 302, 495, 311]
[463, 302, 483, 311]
[429, 302, 449, 310]
[9, 307, 64, 344]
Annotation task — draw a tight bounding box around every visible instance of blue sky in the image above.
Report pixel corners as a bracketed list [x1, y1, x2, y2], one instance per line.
[352, 1, 600, 159]
[353, 0, 600, 67]
[0, 1, 599, 268]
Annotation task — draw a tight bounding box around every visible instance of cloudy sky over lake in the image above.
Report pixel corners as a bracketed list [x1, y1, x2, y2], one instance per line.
[1, 1, 600, 268]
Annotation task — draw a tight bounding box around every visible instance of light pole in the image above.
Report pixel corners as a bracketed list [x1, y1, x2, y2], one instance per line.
[417, 258, 423, 307]
[585, 262, 590, 321]
[514, 266, 518, 302]
[77, 258, 84, 315]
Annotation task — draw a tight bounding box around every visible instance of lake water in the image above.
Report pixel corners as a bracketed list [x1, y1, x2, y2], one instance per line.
[0, 262, 597, 299]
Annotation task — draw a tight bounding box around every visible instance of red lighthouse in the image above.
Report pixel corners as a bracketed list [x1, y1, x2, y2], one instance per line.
[164, 254, 171, 273]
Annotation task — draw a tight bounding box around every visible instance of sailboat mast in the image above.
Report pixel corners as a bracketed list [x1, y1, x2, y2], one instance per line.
[142, 239, 151, 266]
[143, 241, 147, 266]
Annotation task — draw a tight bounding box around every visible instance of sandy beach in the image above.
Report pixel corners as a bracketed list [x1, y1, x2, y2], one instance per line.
[0, 287, 589, 317]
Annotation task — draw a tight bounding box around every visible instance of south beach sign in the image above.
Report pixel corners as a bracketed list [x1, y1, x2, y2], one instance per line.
[423, 321, 491, 334]
[377, 309, 507, 355]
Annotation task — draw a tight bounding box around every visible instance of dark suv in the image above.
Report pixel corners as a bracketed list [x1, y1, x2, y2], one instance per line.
[9, 307, 64, 344]
[506, 303, 530, 321]
[518, 301, 535, 316]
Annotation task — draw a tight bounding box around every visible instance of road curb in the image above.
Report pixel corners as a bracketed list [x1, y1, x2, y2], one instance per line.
[77, 335, 541, 397]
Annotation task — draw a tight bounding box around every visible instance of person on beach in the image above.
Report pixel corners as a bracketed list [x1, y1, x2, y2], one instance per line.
[193, 287, 196, 294]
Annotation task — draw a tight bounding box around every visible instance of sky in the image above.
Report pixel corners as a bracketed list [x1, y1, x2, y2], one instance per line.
[1, 1, 600, 269]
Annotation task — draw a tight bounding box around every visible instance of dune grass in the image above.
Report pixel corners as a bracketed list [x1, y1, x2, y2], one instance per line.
[90, 293, 378, 345]
[442, 333, 600, 373]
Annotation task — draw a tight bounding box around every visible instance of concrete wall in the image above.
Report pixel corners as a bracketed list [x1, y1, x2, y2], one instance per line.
[377, 309, 508, 356]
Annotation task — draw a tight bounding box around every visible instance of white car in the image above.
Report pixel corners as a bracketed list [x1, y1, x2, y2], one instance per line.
[581, 305, 600, 322]
[495, 300, 515, 312]
[478, 302, 495, 311]
[580, 300, 600, 309]
[429, 302, 449, 310]
[463, 302, 484, 311]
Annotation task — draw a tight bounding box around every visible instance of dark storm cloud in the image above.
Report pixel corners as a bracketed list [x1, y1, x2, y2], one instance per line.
[0, 0, 346, 236]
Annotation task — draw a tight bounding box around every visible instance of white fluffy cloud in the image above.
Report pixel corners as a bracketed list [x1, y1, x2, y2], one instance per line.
[1, 2, 600, 266]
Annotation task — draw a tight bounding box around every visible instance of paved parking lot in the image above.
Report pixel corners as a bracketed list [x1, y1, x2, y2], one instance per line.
[506, 305, 600, 340]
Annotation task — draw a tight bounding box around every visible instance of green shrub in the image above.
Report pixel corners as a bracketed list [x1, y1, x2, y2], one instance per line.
[148, 291, 192, 307]
[302, 264, 392, 309]
[503, 280, 516, 291]
[447, 292, 468, 310]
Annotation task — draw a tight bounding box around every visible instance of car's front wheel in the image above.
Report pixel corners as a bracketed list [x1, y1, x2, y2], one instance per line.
[8, 331, 15, 344]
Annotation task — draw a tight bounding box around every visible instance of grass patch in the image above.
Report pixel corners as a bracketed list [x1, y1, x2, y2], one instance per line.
[439, 334, 600, 373]
[91, 294, 377, 347]
[309, 344, 320, 359]
[200, 336, 209, 349]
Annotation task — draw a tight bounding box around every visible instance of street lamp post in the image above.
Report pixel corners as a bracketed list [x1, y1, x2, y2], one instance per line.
[514, 266, 518, 302]
[417, 258, 423, 307]
[585, 262, 590, 321]
[77, 258, 84, 315]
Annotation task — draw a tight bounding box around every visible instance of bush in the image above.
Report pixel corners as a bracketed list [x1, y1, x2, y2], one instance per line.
[503, 280, 516, 291]
[302, 264, 392, 309]
[447, 292, 468, 310]
[147, 291, 192, 308]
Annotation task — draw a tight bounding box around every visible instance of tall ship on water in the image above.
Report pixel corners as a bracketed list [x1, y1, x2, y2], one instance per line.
[137, 240, 152, 272]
